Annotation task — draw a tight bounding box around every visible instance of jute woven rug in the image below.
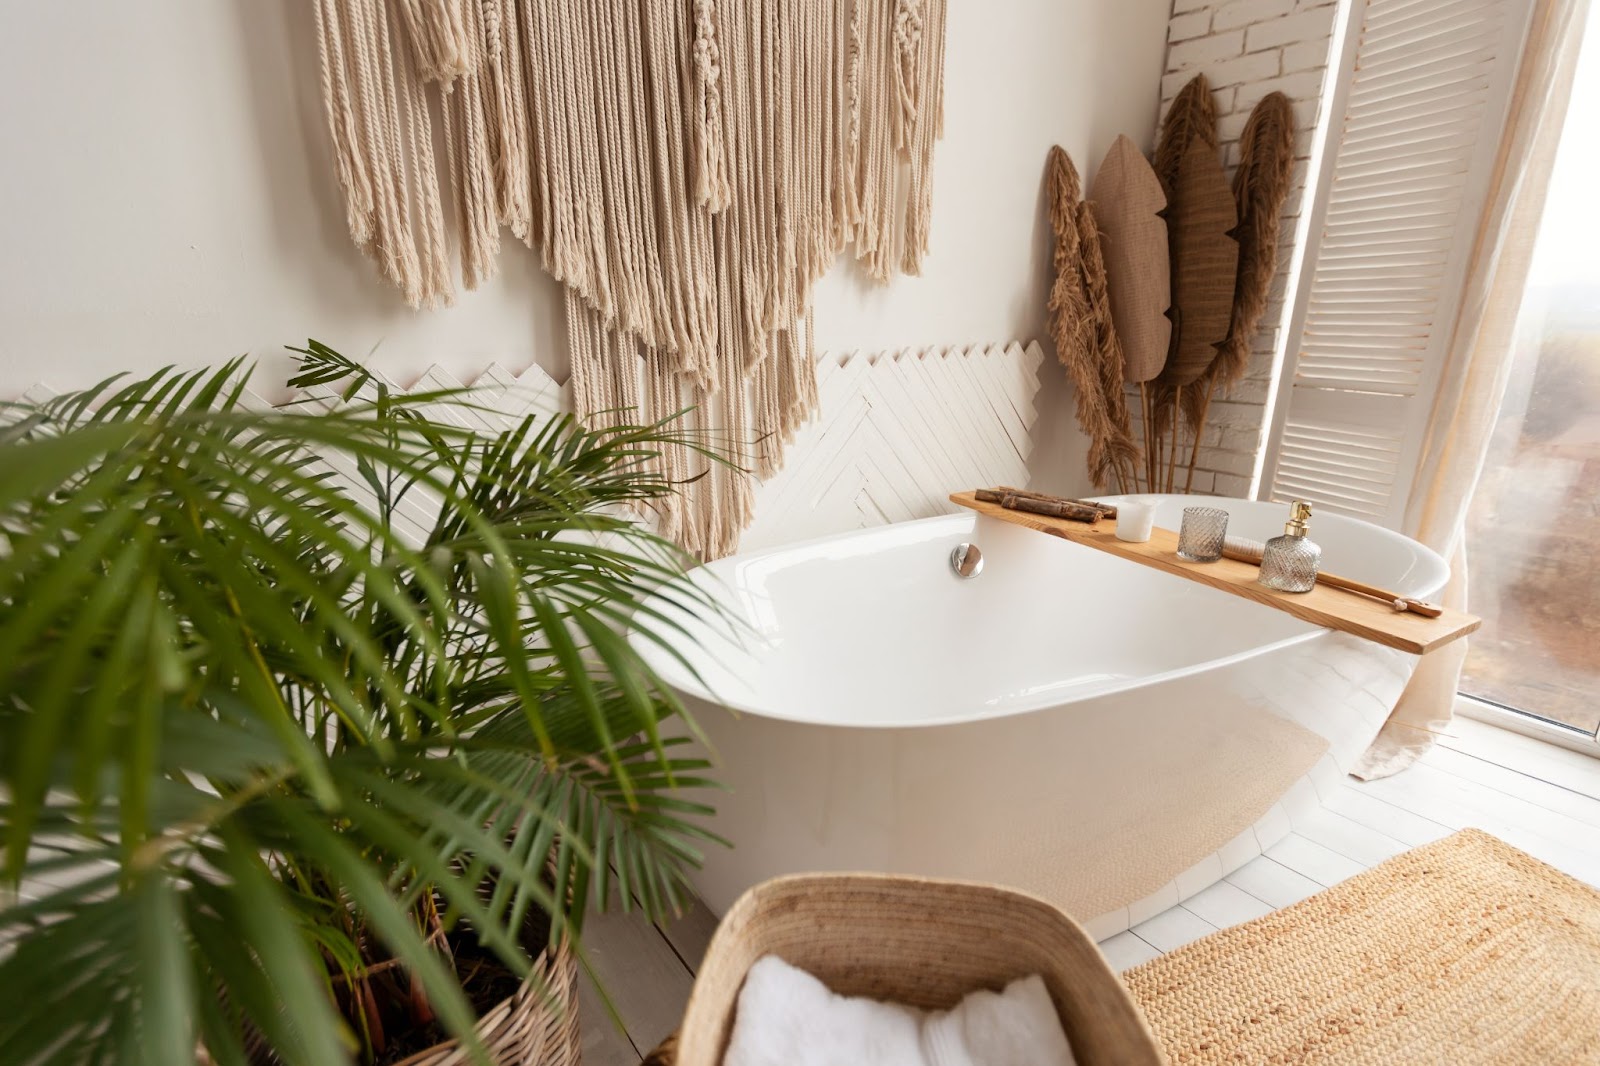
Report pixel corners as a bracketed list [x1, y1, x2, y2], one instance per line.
[1123, 828, 1600, 1064]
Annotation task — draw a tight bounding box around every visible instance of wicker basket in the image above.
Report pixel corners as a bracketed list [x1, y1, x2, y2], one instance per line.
[668, 873, 1165, 1066]
[393, 936, 581, 1066]
[195, 935, 579, 1065]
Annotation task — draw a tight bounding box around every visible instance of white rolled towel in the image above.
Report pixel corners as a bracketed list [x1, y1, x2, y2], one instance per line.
[721, 956, 1076, 1066]
[921, 975, 1076, 1066]
[721, 956, 926, 1066]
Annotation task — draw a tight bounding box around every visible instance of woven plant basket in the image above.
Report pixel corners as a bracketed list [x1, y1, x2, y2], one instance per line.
[198, 935, 580, 1066]
[392, 936, 580, 1066]
[667, 873, 1165, 1066]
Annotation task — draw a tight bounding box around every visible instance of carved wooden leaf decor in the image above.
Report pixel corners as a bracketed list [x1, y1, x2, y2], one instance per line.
[1160, 140, 1239, 388]
[1090, 135, 1171, 384]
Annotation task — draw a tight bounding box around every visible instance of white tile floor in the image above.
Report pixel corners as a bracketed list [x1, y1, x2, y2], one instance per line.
[582, 718, 1600, 1062]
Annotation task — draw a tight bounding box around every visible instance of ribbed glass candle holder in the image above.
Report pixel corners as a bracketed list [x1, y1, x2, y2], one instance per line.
[1176, 506, 1229, 563]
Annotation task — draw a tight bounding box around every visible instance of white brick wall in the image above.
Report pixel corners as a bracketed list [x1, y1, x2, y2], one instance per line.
[1137, 0, 1341, 496]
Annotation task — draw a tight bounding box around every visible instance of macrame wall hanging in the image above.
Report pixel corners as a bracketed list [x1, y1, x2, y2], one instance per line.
[311, 0, 948, 557]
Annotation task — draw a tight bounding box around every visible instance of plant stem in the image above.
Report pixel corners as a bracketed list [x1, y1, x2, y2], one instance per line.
[1184, 385, 1214, 494]
[1140, 383, 1154, 493]
[1166, 396, 1179, 492]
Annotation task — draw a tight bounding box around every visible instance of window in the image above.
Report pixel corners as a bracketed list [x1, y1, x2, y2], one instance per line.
[1460, 9, 1599, 738]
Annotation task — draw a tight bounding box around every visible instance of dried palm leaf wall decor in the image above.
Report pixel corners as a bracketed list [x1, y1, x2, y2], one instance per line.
[1077, 202, 1140, 492]
[1089, 135, 1170, 491]
[1179, 91, 1297, 491]
[1141, 76, 1299, 494]
[310, 0, 948, 557]
[1149, 74, 1238, 492]
[1047, 146, 1138, 492]
[1154, 75, 1218, 190]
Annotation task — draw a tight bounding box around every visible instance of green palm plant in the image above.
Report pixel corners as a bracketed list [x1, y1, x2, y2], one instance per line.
[0, 343, 727, 1064]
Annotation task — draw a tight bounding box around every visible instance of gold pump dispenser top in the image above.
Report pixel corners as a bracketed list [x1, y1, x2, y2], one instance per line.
[1284, 500, 1312, 537]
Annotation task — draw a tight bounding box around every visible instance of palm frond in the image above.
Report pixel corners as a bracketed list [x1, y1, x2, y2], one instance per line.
[0, 346, 729, 1064]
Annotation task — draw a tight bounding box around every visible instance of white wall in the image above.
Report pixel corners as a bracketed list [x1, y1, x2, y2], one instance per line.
[0, 2, 1168, 494]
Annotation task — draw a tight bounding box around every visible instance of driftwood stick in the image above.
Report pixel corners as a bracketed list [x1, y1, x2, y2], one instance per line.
[1003, 495, 1103, 522]
[997, 486, 1118, 517]
[973, 490, 1102, 522]
[982, 487, 1117, 519]
[975, 487, 1104, 521]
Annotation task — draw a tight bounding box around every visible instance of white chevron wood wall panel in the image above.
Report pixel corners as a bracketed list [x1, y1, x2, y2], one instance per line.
[14, 341, 1043, 555]
[738, 342, 1045, 550]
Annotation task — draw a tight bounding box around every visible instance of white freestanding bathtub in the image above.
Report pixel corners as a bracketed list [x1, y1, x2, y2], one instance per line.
[631, 496, 1448, 934]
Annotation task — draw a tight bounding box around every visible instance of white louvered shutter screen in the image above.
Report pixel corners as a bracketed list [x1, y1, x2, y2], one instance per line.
[1261, 0, 1537, 528]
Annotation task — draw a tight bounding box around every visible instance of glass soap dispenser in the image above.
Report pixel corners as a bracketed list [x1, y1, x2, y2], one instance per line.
[1258, 500, 1321, 593]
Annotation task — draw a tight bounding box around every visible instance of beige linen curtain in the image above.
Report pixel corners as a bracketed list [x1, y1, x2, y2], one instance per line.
[1352, 0, 1593, 780]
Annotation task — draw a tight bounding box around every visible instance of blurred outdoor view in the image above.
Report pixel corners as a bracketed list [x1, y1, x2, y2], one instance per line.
[1461, 12, 1600, 737]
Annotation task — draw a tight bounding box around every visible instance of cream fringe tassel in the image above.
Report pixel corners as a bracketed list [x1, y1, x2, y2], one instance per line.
[313, 0, 946, 558]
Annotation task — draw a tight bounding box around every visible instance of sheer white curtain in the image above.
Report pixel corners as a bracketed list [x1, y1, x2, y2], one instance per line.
[1353, 0, 1594, 779]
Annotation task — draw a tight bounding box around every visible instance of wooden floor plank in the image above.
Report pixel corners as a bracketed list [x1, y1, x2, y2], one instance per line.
[1352, 760, 1600, 871]
[1444, 716, 1600, 799]
[1420, 744, 1600, 828]
[577, 906, 695, 1061]
[1225, 855, 1324, 909]
[655, 896, 721, 975]
[1263, 832, 1367, 888]
[1180, 880, 1274, 929]
[1320, 784, 1455, 848]
[577, 972, 643, 1066]
[1131, 905, 1217, 952]
[1098, 930, 1163, 972]
[1290, 807, 1411, 868]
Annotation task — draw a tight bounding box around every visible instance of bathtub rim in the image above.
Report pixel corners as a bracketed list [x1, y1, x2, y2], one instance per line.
[629, 511, 1387, 730]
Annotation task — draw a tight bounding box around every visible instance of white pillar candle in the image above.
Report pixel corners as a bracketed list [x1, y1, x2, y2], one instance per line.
[1116, 500, 1156, 543]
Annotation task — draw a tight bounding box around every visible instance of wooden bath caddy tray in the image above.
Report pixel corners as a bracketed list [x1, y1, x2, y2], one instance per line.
[950, 492, 1479, 655]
